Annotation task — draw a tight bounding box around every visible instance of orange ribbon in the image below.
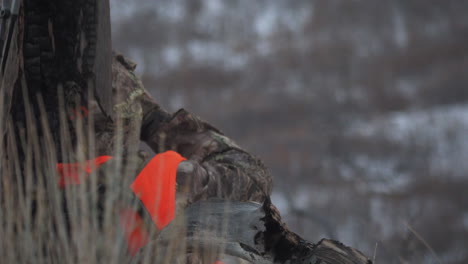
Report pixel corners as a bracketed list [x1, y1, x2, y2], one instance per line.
[56, 151, 187, 255]
[69, 106, 89, 120]
[56, 156, 112, 188]
[119, 208, 150, 256]
[130, 151, 186, 230]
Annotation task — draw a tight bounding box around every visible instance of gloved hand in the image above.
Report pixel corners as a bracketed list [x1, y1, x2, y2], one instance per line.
[176, 160, 209, 196]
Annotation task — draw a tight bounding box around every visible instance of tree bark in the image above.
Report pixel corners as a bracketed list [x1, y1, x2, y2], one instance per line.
[0, 0, 23, 137]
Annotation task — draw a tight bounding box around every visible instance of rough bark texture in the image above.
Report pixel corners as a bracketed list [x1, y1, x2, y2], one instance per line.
[1, 0, 23, 137]
[3, 0, 112, 162]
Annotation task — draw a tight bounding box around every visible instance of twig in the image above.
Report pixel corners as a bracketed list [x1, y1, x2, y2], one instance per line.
[372, 242, 378, 264]
[404, 222, 442, 264]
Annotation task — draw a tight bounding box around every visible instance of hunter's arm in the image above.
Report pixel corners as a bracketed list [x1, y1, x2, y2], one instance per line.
[141, 108, 272, 204]
[109, 52, 272, 204]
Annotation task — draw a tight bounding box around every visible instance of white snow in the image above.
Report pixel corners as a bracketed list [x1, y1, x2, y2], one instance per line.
[348, 104, 468, 181]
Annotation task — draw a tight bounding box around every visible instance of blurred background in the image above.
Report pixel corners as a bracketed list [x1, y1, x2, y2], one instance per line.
[110, 1, 468, 263]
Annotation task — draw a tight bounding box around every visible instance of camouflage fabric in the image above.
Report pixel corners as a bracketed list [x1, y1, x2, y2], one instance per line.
[100, 52, 272, 206]
[143, 109, 272, 204]
[91, 52, 146, 157]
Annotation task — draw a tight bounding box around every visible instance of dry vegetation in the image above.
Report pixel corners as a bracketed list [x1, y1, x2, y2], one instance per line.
[1, 94, 135, 262]
[0, 96, 216, 263]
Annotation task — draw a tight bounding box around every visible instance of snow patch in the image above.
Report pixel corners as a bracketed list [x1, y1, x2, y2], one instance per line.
[348, 104, 468, 178]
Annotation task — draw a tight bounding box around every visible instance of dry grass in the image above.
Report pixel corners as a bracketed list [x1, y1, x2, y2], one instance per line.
[0, 87, 204, 263]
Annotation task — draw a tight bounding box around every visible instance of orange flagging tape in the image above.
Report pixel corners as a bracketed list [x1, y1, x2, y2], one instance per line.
[130, 151, 186, 230]
[56, 156, 112, 188]
[69, 106, 89, 120]
[119, 208, 150, 256]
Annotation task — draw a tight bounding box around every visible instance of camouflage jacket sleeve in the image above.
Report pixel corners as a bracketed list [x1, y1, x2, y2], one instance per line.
[99, 52, 272, 204]
[141, 108, 273, 204]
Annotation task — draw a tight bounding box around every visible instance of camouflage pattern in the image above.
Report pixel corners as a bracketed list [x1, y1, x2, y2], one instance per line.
[144, 109, 272, 204]
[92, 53, 145, 157]
[99, 52, 272, 206]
